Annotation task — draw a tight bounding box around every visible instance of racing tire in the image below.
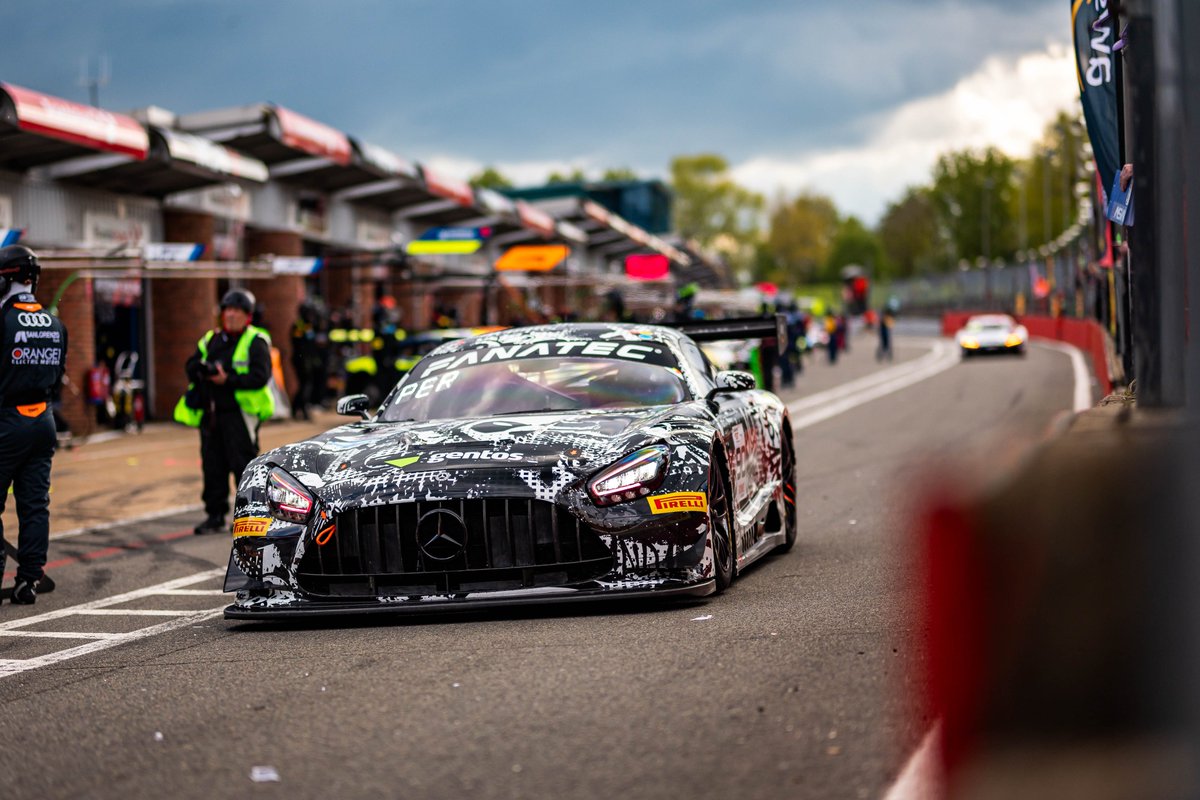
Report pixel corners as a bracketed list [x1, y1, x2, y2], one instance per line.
[775, 431, 798, 553]
[708, 456, 736, 594]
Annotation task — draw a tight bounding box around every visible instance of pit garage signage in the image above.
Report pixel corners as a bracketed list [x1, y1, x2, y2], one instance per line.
[144, 243, 204, 262]
[271, 256, 323, 275]
[495, 245, 569, 272]
[406, 226, 491, 256]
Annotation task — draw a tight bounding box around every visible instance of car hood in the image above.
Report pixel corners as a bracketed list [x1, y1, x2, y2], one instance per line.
[257, 405, 712, 508]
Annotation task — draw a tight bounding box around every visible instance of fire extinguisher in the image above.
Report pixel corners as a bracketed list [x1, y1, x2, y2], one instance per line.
[133, 392, 145, 430]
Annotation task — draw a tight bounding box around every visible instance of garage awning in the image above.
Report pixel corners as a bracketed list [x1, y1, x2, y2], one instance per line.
[177, 103, 384, 192]
[38, 126, 269, 198]
[516, 200, 556, 239]
[0, 82, 149, 171]
[420, 166, 476, 208]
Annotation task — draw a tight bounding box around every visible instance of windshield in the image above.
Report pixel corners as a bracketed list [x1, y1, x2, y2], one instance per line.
[378, 355, 690, 422]
[967, 318, 1012, 332]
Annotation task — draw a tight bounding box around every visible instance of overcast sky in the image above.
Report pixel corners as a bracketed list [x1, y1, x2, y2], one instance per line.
[0, 0, 1078, 224]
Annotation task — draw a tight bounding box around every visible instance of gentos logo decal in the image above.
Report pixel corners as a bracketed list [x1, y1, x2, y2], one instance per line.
[385, 450, 527, 469]
[647, 492, 708, 514]
[11, 347, 61, 365]
[232, 517, 271, 537]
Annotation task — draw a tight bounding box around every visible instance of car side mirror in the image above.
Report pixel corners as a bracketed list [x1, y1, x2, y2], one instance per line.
[706, 370, 757, 403]
[336, 394, 371, 420]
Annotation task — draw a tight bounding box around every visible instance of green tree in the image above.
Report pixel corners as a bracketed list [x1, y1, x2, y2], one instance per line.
[825, 216, 886, 281]
[1012, 111, 1088, 252]
[468, 166, 514, 190]
[601, 167, 639, 182]
[547, 168, 587, 184]
[762, 192, 838, 285]
[669, 154, 764, 256]
[878, 188, 943, 277]
[930, 146, 1017, 265]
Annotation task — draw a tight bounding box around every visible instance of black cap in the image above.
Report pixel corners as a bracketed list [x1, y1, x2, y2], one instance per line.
[220, 288, 256, 314]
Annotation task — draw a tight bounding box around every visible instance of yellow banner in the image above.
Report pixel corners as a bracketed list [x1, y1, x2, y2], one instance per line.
[406, 240, 483, 255]
[647, 492, 708, 515]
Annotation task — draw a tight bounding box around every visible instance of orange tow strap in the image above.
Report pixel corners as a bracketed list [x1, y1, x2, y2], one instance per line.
[16, 402, 46, 417]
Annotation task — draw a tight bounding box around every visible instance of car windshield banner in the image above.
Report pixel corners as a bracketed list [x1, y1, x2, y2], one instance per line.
[1072, 0, 1120, 200]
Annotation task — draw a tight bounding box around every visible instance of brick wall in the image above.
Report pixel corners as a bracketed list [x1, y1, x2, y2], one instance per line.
[152, 211, 219, 419]
[245, 230, 304, 399]
[38, 269, 96, 435]
[149, 278, 218, 419]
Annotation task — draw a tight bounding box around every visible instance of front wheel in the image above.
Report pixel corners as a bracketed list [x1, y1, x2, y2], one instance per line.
[707, 458, 736, 593]
[775, 433, 797, 553]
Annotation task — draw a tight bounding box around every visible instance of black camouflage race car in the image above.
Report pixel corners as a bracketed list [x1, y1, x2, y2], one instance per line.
[224, 319, 795, 619]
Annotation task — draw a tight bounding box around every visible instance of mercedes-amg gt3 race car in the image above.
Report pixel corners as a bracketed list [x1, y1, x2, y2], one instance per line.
[223, 319, 795, 619]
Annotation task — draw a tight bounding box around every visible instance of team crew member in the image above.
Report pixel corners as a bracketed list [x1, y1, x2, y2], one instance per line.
[0, 245, 67, 605]
[176, 289, 274, 535]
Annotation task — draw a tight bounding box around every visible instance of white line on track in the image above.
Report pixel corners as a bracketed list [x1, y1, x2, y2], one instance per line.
[787, 339, 960, 429]
[1035, 339, 1093, 412]
[882, 723, 943, 800]
[0, 568, 226, 678]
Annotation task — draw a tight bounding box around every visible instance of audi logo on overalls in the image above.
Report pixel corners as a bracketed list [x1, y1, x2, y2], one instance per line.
[17, 312, 52, 327]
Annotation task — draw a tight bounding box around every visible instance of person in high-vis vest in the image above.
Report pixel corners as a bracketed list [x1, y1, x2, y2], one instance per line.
[177, 288, 274, 535]
[0, 245, 67, 604]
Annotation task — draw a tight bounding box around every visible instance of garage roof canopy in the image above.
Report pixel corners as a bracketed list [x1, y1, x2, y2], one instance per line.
[0, 82, 149, 170]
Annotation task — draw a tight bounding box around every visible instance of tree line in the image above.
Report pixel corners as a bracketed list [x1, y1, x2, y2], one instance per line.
[468, 109, 1089, 287]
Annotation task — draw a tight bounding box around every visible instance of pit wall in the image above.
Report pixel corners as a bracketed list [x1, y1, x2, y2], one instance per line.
[940, 312, 1114, 396]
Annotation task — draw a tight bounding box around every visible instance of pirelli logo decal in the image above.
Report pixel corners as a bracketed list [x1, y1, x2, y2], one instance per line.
[647, 492, 708, 515]
[232, 517, 271, 537]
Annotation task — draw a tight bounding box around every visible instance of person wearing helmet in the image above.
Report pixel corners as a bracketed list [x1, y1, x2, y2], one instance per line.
[0, 245, 68, 604]
[176, 287, 274, 534]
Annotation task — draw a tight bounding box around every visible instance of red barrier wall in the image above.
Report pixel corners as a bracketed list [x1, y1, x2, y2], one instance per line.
[941, 312, 1112, 396]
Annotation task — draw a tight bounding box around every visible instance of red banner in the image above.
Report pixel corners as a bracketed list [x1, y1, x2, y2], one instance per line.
[626, 254, 669, 281]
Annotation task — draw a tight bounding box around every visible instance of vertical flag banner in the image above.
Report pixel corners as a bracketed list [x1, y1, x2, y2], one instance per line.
[1072, 0, 1120, 200]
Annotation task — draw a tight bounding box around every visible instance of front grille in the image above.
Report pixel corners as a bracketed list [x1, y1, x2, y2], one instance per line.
[297, 499, 613, 597]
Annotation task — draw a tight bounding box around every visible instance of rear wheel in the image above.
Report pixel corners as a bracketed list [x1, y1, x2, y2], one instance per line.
[776, 433, 797, 553]
[708, 457, 736, 593]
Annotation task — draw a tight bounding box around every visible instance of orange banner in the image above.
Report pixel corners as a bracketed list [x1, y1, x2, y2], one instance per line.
[495, 245, 569, 272]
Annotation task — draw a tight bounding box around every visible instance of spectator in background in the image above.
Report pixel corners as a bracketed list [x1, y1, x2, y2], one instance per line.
[825, 312, 840, 364]
[290, 300, 321, 420]
[877, 306, 894, 362]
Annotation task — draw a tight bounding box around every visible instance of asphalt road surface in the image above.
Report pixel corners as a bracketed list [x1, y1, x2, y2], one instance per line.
[0, 330, 1084, 799]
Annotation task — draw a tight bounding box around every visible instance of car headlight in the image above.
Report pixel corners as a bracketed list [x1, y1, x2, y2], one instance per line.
[960, 336, 980, 349]
[267, 466, 316, 523]
[1004, 334, 1024, 347]
[588, 445, 669, 506]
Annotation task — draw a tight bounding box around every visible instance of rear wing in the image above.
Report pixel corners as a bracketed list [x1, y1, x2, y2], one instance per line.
[664, 315, 787, 354]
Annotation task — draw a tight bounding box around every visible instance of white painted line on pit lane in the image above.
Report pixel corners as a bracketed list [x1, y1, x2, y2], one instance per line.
[882, 723, 943, 800]
[1036, 339, 1093, 412]
[0, 630, 127, 640]
[787, 340, 960, 430]
[0, 568, 226, 679]
[72, 609, 195, 617]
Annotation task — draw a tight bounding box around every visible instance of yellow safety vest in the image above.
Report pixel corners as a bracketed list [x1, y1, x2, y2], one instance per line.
[173, 325, 275, 427]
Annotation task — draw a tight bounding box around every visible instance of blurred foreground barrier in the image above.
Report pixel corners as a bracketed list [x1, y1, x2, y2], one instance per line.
[916, 404, 1199, 798]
